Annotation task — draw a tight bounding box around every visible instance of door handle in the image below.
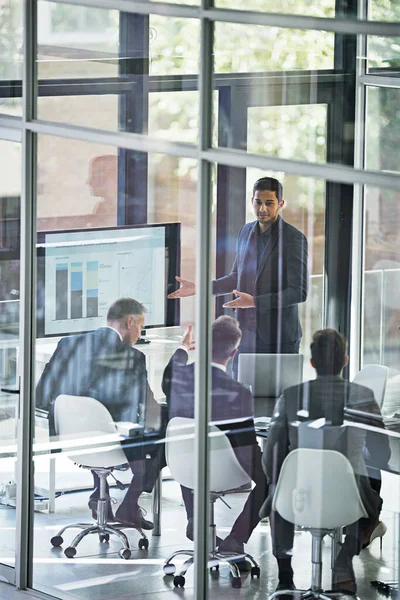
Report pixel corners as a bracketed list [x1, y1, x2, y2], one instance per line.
[1, 388, 20, 394]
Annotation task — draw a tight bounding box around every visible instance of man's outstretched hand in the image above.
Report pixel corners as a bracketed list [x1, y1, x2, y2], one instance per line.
[223, 290, 255, 309]
[168, 276, 196, 299]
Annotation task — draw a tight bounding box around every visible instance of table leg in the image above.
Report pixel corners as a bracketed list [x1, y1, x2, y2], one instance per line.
[152, 471, 162, 536]
[49, 456, 56, 513]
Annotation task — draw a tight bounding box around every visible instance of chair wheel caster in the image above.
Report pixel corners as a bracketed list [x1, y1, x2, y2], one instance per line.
[64, 547, 76, 558]
[119, 548, 131, 559]
[99, 534, 110, 543]
[163, 563, 176, 575]
[210, 564, 219, 571]
[50, 535, 63, 547]
[232, 576, 241, 588]
[251, 566, 260, 579]
[138, 538, 149, 550]
[174, 575, 185, 588]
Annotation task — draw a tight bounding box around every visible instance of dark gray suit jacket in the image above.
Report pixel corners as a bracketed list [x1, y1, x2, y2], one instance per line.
[36, 327, 161, 458]
[260, 375, 390, 517]
[162, 348, 260, 475]
[212, 216, 308, 345]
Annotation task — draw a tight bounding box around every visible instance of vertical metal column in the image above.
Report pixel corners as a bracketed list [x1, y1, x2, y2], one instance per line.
[349, 0, 368, 379]
[193, 2, 213, 598]
[16, 0, 37, 589]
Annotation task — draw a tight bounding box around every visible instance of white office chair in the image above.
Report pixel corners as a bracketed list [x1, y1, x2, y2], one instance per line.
[352, 364, 388, 408]
[268, 448, 368, 600]
[49, 394, 148, 559]
[163, 417, 260, 589]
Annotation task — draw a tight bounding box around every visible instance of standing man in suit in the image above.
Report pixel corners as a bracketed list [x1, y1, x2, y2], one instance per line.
[261, 329, 390, 596]
[167, 177, 308, 360]
[162, 316, 269, 563]
[36, 297, 162, 530]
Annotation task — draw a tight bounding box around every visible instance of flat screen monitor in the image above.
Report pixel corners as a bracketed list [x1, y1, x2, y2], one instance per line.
[36, 223, 180, 338]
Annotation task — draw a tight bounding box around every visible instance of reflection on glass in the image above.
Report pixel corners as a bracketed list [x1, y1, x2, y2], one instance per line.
[363, 187, 400, 398]
[33, 137, 201, 598]
[366, 87, 400, 174]
[36, 3, 200, 143]
[212, 24, 355, 167]
[367, 36, 400, 70]
[0, 140, 21, 569]
[215, 0, 334, 18]
[248, 104, 327, 163]
[369, 0, 400, 22]
[214, 24, 334, 73]
[0, 0, 22, 115]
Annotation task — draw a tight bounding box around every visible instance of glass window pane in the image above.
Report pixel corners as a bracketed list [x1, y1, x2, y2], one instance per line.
[37, 2, 199, 145]
[214, 24, 354, 167]
[248, 104, 327, 163]
[362, 186, 400, 416]
[366, 87, 400, 174]
[215, 0, 335, 19]
[367, 36, 400, 70]
[0, 0, 22, 116]
[0, 140, 21, 568]
[214, 23, 334, 73]
[33, 135, 201, 596]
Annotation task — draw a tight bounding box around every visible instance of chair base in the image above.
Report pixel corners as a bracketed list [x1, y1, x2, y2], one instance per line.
[51, 520, 149, 558]
[268, 587, 360, 599]
[163, 548, 260, 589]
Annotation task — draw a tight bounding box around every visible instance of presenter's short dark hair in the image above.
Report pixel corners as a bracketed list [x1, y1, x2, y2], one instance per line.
[310, 328, 347, 376]
[107, 298, 146, 321]
[252, 177, 283, 202]
[212, 316, 242, 362]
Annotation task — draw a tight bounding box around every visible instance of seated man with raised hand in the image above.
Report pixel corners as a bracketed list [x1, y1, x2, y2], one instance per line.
[36, 297, 163, 530]
[261, 328, 390, 597]
[162, 316, 268, 566]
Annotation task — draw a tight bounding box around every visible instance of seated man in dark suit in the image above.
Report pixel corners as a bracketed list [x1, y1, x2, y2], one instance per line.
[262, 328, 390, 596]
[36, 297, 163, 530]
[162, 316, 268, 563]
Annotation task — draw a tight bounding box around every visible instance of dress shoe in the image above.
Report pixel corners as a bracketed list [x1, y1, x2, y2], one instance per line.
[362, 520, 387, 550]
[185, 518, 223, 546]
[332, 551, 357, 595]
[88, 499, 115, 522]
[115, 505, 154, 530]
[218, 535, 251, 572]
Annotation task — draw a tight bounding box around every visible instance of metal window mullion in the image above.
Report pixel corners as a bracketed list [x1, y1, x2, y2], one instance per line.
[0, 116, 22, 142]
[359, 75, 400, 89]
[25, 118, 400, 190]
[194, 7, 213, 600]
[16, 0, 37, 589]
[349, 0, 368, 378]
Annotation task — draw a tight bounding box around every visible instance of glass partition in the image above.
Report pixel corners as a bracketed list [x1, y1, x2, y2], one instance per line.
[0, 140, 21, 573]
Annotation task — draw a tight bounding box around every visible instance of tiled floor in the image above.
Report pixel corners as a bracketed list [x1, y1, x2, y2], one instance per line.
[0, 471, 398, 600]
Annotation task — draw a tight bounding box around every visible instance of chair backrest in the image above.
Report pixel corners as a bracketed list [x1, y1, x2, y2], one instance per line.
[53, 394, 128, 469]
[272, 448, 368, 530]
[352, 364, 388, 408]
[238, 353, 303, 398]
[165, 417, 250, 493]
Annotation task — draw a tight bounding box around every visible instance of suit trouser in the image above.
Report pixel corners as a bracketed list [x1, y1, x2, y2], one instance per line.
[91, 443, 166, 518]
[180, 448, 268, 544]
[270, 478, 382, 560]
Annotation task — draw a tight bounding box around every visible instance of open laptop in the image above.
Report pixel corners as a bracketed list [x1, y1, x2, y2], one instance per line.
[238, 353, 304, 418]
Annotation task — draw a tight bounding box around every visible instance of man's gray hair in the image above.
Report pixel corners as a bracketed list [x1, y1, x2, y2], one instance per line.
[107, 298, 146, 321]
[212, 315, 242, 362]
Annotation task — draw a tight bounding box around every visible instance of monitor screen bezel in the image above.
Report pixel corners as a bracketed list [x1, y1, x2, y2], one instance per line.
[36, 222, 181, 338]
